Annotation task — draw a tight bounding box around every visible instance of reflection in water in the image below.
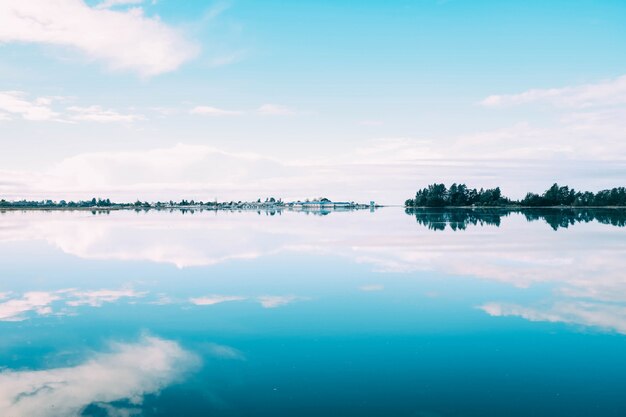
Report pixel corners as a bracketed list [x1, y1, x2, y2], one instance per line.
[0, 288, 145, 321]
[480, 301, 626, 334]
[0, 336, 198, 417]
[1, 209, 626, 415]
[406, 207, 626, 230]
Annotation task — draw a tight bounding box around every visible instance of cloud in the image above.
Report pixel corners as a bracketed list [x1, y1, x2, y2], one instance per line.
[0, 288, 147, 321]
[257, 104, 296, 116]
[0, 91, 60, 121]
[0, 336, 199, 417]
[189, 295, 247, 306]
[67, 106, 145, 123]
[0, 291, 61, 321]
[96, 0, 145, 9]
[190, 106, 243, 117]
[479, 301, 626, 335]
[0, 0, 198, 76]
[66, 288, 146, 307]
[189, 103, 299, 117]
[205, 342, 245, 360]
[480, 74, 626, 108]
[257, 295, 299, 308]
[359, 284, 384, 292]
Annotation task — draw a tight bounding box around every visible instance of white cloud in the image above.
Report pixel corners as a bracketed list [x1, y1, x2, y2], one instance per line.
[257, 295, 299, 308]
[0, 91, 60, 121]
[66, 288, 146, 307]
[480, 74, 626, 108]
[0, 91, 145, 123]
[0, 288, 147, 321]
[189, 295, 247, 305]
[0, 0, 198, 76]
[359, 284, 384, 292]
[480, 301, 626, 335]
[190, 106, 243, 117]
[67, 105, 145, 123]
[189, 103, 299, 117]
[257, 104, 296, 116]
[96, 0, 145, 9]
[0, 291, 60, 321]
[0, 336, 198, 417]
[205, 342, 245, 360]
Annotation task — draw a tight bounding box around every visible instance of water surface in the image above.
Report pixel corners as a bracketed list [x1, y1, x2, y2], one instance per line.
[1, 208, 625, 417]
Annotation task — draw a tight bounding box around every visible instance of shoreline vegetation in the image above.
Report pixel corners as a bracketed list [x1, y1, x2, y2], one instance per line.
[405, 183, 626, 208]
[0, 197, 377, 212]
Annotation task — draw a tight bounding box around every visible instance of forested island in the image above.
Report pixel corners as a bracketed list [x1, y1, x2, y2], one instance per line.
[405, 183, 626, 207]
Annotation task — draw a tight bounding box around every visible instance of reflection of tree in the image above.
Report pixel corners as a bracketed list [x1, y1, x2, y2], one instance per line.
[521, 208, 626, 230]
[406, 208, 626, 231]
[405, 208, 508, 231]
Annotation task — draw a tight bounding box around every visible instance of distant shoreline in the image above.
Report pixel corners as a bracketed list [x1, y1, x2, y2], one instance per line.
[2, 205, 626, 212]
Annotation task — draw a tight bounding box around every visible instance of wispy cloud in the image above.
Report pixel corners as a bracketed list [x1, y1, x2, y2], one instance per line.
[256, 104, 297, 116]
[189, 104, 298, 117]
[480, 301, 626, 334]
[66, 288, 147, 307]
[480, 74, 626, 108]
[0, 91, 61, 121]
[0, 288, 147, 321]
[96, 0, 145, 9]
[359, 284, 384, 292]
[0, 91, 146, 123]
[0, 0, 198, 76]
[257, 295, 299, 308]
[0, 291, 61, 321]
[205, 342, 245, 360]
[190, 106, 243, 117]
[67, 105, 145, 123]
[189, 295, 247, 305]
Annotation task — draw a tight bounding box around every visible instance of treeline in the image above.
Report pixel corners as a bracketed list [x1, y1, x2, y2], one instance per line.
[0, 197, 213, 209]
[405, 183, 509, 207]
[0, 198, 114, 208]
[405, 183, 626, 207]
[520, 184, 626, 207]
[0, 197, 283, 209]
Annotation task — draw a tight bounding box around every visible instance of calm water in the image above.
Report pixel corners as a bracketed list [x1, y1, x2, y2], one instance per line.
[1, 208, 626, 417]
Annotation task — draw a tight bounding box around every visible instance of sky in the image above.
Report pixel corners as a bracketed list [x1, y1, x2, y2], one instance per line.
[1, 0, 625, 204]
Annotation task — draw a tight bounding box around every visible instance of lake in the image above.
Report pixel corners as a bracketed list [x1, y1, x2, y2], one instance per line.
[1, 208, 626, 417]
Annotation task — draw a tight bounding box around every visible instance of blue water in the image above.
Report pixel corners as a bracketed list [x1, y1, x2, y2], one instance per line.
[1, 208, 625, 416]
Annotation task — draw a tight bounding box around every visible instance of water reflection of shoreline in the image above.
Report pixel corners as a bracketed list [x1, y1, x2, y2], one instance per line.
[1, 209, 625, 334]
[406, 207, 626, 230]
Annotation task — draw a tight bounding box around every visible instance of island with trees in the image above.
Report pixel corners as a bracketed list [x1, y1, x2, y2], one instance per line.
[405, 183, 626, 207]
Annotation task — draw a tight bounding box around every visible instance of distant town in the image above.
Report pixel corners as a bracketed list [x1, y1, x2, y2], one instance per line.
[0, 196, 379, 213]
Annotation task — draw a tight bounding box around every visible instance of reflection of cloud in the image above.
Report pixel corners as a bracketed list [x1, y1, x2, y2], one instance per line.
[359, 284, 384, 292]
[0, 291, 60, 321]
[66, 289, 147, 307]
[189, 295, 247, 306]
[0, 336, 198, 417]
[257, 295, 299, 309]
[205, 343, 245, 360]
[480, 302, 626, 334]
[189, 295, 302, 309]
[2, 209, 626, 334]
[0, 288, 147, 321]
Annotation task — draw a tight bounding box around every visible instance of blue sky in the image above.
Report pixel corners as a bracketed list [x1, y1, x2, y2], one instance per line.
[1, 0, 625, 203]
